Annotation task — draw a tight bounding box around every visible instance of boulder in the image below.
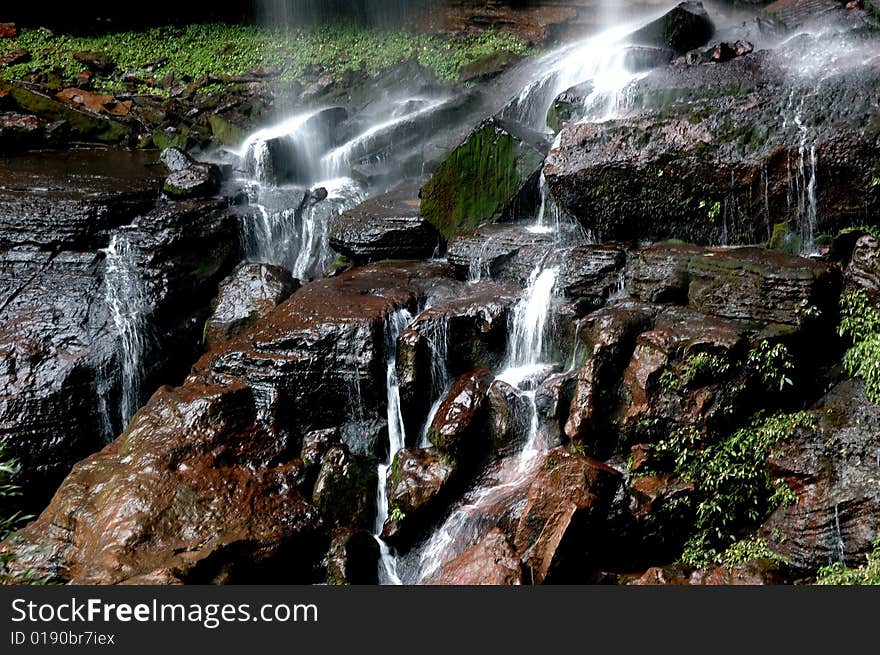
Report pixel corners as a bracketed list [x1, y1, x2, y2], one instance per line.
[487, 379, 534, 457]
[163, 162, 223, 199]
[329, 185, 443, 262]
[514, 447, 622, 584]
[383, 447, 456, 542]
[0, 23, 18, 39]
[73, 50, 116, 74]
[626, 244, 840, 326]
[427, 369, 495, 458]
[845, 234, 880, 302]
[545, 35, 880, 245]
[397, 283, 518, 438]
[0, 151, 239, 510]
[205, 262, 299, 350]
[0, 112, 46, 150]
[626, 2, 715, 54]
[546, 81, 594, 134]
[430, 528, 522, 585]
[312, 445, 377, 530]
[446, 223, 555, 284]
[760, 380, 880, 573]
[0, 382, 325, 584]
[557, 245, 628, 314]
[0, 81, 131, 144]
[0, 49, 29, 67]
[327, 528, 380, 585]
[242, 107, 347, 185]
[420, 117, 550, 240]
[159, 146, 194, 173]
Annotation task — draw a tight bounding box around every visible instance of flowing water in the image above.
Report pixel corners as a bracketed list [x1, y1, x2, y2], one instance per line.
[230, 3, 685, 584]
[101, 230, 151, 430]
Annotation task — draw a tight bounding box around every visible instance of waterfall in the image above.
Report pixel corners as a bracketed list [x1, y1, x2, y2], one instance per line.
[783, 90, 820, 255]
[417, 315, 451, 449]
[101, 230, 151, 430]
[502, 21, 644, 133]
[374, 307, 414, 585]
[833, 504, 846, 564]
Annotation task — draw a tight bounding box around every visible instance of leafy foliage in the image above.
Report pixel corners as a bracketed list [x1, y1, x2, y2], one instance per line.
[839, 289, 880, 402]
[747, 341, 794, 392]
[816, 540, 880, 585]
[0, 23, 530, 95]
[648, 412, 814, 568]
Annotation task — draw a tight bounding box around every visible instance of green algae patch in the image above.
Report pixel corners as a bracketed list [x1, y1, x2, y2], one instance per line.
[420, 117, 547, 240]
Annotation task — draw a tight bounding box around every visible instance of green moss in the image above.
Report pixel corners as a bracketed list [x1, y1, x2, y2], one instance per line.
[0, 23, 531, 96]
[207, 114, 245, 147]
[420, 119, 544, 239]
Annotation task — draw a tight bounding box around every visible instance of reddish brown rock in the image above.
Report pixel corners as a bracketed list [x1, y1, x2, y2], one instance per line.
[383, 448, 455, 541]
[0, 23, 18, 39]
[760, 380, 880, 573]
[514, 447, 621, 584]
[0, 382, 324, 585]
[0, 48, 29, 67]
[431, 528, 522, 585]
[427, 369, 495, 458]
[55, 88, 132, 117]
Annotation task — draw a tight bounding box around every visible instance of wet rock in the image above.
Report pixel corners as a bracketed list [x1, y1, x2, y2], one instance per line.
[0, 112, 46, 150]
[626, 244, 839, 325]
[313, 445, 377, 530]
[55, 88, 131, 118]
[546, 81, 594, 133]
[0, 23, 18, 39]
[626, 2, 715, 54]
[420, 117, 550, 240]
[0, 81, 131, 144]
[431, 528, 522, 585]
[446, 223, 555, 285]
[623, 45, 676, 72]
[688, 560, 789, 585]
[397, 282, 518, 438]
[487, 380, 534, 457]
[163, 162, 223, 199]
[535, 371, 577, 443]
[205, 262, 299, 350]
[514, 447, 622, 584]
[329, 185, 443, 262]
[159, 146, 194, 172]
[760, 380, 880, 573]
[0, 382, 325, 585]
[565, 301, 660, 446]
[73, 50, 116, 74]
[679, 40, 755, 65]
[0, 155, 240, 510]
[427, 369, 495, 459]
[459, 50, 521, 83]
[845, 234, 880, 302]
[557, 245, 628, 314]
[545, 35, 880, 245]
[207, 262, 449, 458]
[327, 528, 380, 585]
[301, 428, 340, 471]
[383, 447, 455, 542]
[762, 0, 844, 32]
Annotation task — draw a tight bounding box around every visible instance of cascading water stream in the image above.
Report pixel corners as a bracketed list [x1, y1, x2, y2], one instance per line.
[101, 230, 151, 430]
[374, 308, 414, 585]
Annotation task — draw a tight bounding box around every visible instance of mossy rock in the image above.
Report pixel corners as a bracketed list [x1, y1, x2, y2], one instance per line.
[419, 116, 549, 240]
[207, 114, 245, 148]
[0, 81, 130, 144]
[768, 222, 802, 255]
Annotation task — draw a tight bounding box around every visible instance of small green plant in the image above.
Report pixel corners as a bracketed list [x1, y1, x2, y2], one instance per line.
[658, 368, 680, 392]
[680, 352, 731, 387]
[675, 411, 815, 567]
[708, 200, 722, 221]
[570, 442, 587, 457]
[720, 537, 786, 567]
[839, 289, 880, 403]
[389, 507, 406, 524]
[747, 341, 794, 392]
[816, 539, 880, 585]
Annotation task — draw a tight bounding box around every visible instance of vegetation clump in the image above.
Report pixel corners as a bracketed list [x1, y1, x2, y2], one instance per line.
[838, 289, 880, 403]
[816, 540, 880, 585]
[0, 24, 531, 95]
